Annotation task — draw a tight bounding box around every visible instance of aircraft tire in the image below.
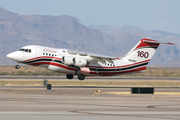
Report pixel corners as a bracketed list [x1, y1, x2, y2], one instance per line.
[15, 65, 20, 69]
[78, 74, 85, 80]
[66, 74, 73, 79]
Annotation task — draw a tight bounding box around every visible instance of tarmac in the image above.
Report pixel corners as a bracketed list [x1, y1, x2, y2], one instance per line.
[0, 76, 180, 120]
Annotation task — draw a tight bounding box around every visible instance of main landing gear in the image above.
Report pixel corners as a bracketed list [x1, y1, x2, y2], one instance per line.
[66, 67, 86, 80]
[66, 74, 74, 79]
[66, 74, 85, 80]
[15, 65, 20, 69]
[78, 74, 85, 80]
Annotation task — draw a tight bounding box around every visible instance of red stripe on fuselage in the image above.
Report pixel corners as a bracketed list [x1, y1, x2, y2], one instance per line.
[90, 66, 146, 76]
[27, 61, 76, 72]
[87, 59, 150, 69]
[29, 61, 50, 66]
[23, 57, 76, 72]
[22, 56, 55, 63]
[23, 56, 62, 62]
[49, 62, 77, 71]
[120, 59, 150, 68]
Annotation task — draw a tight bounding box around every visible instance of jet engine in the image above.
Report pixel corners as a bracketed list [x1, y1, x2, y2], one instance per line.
[73, 58, 88, 67]
[62, 56, 74, 65]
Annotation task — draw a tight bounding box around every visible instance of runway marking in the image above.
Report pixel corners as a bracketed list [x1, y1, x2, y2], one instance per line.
[15, 87, 46, 90]
[0, 98, 36, 102]
[101, 92, 131, 95]
[155, 92, 180, 96]
[0, 112, 72, 115]
[70, 111, 180, 120]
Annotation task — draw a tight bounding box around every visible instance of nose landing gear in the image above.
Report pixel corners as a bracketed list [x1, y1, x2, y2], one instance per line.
[15, 65, 20, 69]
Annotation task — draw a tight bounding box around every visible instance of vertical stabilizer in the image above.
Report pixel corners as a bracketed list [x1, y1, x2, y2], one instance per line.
[122, 38, 174, 64]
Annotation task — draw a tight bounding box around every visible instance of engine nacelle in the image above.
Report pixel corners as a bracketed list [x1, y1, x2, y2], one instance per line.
[73, 58, 88, 67]
[62, 56, 74, 65]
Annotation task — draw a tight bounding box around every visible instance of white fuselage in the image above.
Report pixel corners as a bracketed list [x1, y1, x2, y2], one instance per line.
[7, 45, 148, 76]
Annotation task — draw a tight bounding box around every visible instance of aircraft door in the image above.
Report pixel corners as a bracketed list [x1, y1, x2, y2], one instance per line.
[36, 47, 42, 59]
[22, 50, 25, 61]
[114, 61, 121, 72]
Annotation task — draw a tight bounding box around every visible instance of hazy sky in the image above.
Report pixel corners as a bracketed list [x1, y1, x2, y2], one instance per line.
[0, 0, 179, 34]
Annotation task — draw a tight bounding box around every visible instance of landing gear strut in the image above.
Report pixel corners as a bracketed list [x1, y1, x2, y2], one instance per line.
[75, 67, 85, 80]
[66, 74, 73, 79]
[78, 74, 85, 80]
[15, 65, 20, 69]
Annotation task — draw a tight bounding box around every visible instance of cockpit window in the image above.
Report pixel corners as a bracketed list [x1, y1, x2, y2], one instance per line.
[25, 49, 29, 52]
[19, 48, 32, 53]
[19, 49, 25, 51]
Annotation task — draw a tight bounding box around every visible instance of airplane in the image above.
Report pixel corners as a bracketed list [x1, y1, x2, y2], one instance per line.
[7, 38, 174, 80]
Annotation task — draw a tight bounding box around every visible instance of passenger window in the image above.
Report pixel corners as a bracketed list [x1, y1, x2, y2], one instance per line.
[49, 54, 51, 56]
[52, 54, 54, 57]
[43, 53, 45, 55]
[29, 49, 32, 53]
[46, 53, 48, 55]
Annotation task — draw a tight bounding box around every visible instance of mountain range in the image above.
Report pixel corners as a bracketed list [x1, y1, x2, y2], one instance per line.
[0, 7, 179, 67]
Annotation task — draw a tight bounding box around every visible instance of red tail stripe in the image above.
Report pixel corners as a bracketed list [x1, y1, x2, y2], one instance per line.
[135, 39, 160, 50]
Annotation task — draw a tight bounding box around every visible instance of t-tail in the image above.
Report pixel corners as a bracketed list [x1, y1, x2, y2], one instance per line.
[121, 38, 174, 71]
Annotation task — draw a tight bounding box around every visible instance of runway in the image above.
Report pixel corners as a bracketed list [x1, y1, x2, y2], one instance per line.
[0, 75, 180, 80]
[0, 85, 180, 120]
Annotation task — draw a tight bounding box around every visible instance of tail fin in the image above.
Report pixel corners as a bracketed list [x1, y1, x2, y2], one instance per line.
[122, 38, 174, 63]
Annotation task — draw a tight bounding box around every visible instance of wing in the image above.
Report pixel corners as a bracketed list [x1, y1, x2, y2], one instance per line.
[67, 50, 116, 64]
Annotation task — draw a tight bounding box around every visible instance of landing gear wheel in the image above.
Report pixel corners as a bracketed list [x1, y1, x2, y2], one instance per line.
[66, 74, 74, 79]
[78, 74, 85, 80]
[15, 65, 20, 69]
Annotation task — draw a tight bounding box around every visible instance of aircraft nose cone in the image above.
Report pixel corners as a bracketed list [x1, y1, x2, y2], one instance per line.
[7, 53, 14, 59]
[7, 52, 22, 62]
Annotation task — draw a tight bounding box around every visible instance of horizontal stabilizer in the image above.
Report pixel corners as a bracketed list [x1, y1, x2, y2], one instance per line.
[143, 40, 175, 45]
